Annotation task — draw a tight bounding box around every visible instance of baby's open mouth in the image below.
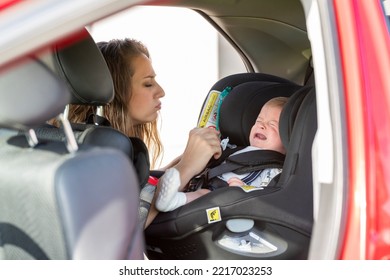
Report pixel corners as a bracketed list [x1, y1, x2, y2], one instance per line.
[255, 133, 267, 140]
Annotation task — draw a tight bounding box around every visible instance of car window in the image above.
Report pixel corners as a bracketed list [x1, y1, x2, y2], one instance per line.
[90, 6, 246, 168]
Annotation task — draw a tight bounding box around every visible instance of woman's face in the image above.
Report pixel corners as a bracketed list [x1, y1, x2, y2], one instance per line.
[128, 54, 165, 125]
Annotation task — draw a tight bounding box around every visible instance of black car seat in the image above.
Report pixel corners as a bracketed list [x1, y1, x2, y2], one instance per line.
[0, 57, 144, 259]
[145, 73, 316, 260]
[36, 28, 150, 189]
[147, 73, 294, 180]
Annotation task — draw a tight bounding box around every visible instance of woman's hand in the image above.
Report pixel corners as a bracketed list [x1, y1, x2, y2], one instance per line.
[175, 127, 222, 189]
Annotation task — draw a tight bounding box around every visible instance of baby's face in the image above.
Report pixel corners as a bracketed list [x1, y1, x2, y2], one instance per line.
[249, 104, 285, 154]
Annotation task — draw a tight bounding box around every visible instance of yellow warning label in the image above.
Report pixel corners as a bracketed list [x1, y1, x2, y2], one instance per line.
[240, 185, 264, 192]
[198, 91, 219, 128]
[206, 206, 222, 223]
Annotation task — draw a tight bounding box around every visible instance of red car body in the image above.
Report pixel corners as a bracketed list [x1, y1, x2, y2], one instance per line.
[335, 0, 390, 260]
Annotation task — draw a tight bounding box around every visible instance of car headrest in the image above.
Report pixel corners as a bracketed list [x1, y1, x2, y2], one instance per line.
[210, 72, 293, 91]
[51, 28, 114, 105]
[0, 58, 70, 130]
[219, 81, 302, 146]
[279, 85, 313, 150]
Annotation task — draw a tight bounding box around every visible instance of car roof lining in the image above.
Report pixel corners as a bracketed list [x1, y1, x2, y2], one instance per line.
[211, 16, 311, 83]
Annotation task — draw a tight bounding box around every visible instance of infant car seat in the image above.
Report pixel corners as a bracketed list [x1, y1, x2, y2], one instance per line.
[145, 73, 316, 260]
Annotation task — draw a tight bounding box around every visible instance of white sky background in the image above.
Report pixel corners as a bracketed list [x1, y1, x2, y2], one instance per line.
[90, 6, 219, 168]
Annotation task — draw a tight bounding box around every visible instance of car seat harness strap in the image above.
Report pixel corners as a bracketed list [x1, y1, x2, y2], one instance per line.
[187, 147, 285, 192]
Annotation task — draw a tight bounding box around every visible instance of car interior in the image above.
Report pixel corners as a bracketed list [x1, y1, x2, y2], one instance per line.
[0, 0, 323, 260]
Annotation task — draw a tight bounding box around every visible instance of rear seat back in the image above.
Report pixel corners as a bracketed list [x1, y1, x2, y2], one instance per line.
[0, 57, 144, 259]
[36, 28, 150, 188]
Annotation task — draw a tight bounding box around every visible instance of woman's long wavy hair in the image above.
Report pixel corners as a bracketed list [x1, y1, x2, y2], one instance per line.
[68, 38, 163, 168]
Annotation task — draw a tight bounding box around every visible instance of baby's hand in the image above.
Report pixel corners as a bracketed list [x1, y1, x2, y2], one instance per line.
[227, 177, 245, 187]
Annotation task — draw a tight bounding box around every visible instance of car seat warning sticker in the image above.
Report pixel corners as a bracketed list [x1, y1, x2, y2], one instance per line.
[206, 206, 222, 223]
[240, 185, 264, 192]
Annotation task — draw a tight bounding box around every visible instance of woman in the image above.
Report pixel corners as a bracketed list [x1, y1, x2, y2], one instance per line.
[67, 38, 221, 229]
[68, 38, 165, 168]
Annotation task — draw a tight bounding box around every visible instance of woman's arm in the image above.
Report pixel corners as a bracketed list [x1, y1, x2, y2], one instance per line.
[158, 154, 182, 171]
[174, 127, 222, 191]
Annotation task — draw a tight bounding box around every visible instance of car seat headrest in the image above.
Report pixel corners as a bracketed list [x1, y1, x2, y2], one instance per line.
[219, 81, 302, 146]
[210, 72, 292, 91]
[51, 28, 114, 105]
[0, 58, 70, 130]
[279, 85, 313, 150]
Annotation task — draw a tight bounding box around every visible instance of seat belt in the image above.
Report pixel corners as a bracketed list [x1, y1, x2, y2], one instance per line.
[207, 149, 285, 179]
[187, 149, 285, 192]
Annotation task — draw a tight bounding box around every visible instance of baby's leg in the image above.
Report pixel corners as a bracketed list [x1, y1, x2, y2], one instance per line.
[185, 188, 210, 204]
[155, 168, 211, 212]
[155, 168, 186, 212]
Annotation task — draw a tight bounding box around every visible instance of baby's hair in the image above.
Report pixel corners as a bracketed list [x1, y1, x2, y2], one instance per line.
[265, 96, 289, 108]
